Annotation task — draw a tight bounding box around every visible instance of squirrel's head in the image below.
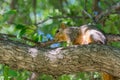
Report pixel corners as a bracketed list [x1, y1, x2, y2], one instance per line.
[54, 23, 69, 42]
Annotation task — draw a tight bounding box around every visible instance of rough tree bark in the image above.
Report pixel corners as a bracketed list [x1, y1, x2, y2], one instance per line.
[0, 39, 120, 78]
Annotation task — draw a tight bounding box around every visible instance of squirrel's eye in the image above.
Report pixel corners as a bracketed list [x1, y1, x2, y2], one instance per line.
[56, 30, 59, 33]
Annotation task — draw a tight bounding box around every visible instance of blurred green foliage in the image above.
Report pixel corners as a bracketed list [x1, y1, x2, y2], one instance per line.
[0, 64, 30, 80]
[0, 0, 120, 80]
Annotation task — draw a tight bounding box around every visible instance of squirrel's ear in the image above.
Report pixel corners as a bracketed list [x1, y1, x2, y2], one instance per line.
[60, 23, 67, 29]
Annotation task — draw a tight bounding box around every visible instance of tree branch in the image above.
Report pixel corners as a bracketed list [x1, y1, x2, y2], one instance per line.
[95, 2, 120, 23]
[106, 34, 120, 42]
[0, 39, 120, 78]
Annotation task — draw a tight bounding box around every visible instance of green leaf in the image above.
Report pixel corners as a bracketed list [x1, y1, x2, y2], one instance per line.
[8, 69, 17, 77]
[3, 66, 9, 80]
[39, 74, 53, 80]
[25, 29, 34, 35]
[58, 74, 71, 80]
[5, 10, 16, 15]
[32, 33, 39, 42]
[16, 24, 26, 29]
[0, 14, 4, 23]
[2, 10, 16, 22]
[17, 29, 26, 38]
[38, 34, 43, 42]
[29, 25, 37, 30]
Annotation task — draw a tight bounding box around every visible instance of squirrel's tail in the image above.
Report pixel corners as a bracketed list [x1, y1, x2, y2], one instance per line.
[80, 25, 106, 44]
[89, 29, 106, 44]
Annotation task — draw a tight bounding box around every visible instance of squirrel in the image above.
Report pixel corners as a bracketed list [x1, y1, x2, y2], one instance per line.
[54, 23, 106, 45]
[54, 23, 114, 80]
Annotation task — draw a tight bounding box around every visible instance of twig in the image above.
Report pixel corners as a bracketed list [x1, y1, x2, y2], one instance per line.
[82, 9, 93, 20]
[82, 9, 96, 24]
